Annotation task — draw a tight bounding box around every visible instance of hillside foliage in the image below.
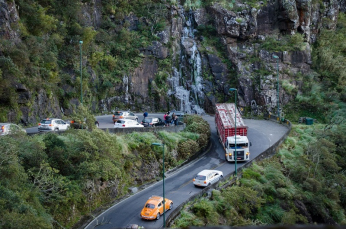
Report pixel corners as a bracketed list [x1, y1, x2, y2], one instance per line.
[284, 13, 346, 122]
[173, 122, 346, 227]
[0, 115, 209, 228]
[0, 0, 168, 121]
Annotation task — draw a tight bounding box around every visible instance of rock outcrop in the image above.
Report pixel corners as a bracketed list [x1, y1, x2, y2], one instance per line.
[0, 0, 342, 122]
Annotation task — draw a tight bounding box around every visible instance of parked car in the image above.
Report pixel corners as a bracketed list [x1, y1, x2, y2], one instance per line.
[112, 111, 138, 124]
[140, 196, 173, 220]
[193, 169, 223, 187]
[114, 119, 144, 128]
[38, 118, 70, 132]
[0, 123, 26, 136]
[141, 117, 165, 127]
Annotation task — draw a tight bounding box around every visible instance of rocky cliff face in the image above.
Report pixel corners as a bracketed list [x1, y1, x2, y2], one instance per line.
[0, 0, 343, 123]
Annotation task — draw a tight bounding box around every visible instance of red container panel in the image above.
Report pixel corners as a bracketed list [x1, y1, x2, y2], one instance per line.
[215, 103, 248, 144]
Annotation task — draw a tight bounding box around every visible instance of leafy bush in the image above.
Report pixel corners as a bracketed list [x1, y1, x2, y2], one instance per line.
[177, 139, 199, 159]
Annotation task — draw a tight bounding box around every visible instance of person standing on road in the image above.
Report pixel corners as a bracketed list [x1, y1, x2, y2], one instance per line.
[171, 113, 176, 125]
[174, 114, 178, 126]
[164, 112, 169, 126]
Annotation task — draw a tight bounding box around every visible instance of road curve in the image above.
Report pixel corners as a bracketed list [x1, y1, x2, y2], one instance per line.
[84, 114, 289, 229]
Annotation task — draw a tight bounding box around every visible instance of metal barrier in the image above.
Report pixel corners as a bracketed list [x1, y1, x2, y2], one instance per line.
[100, 123, 186, 134]
[166, 116, 292, 226]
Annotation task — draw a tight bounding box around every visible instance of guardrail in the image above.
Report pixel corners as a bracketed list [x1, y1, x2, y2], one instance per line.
[166, 116, 292, 226]
[100, 123, 186, 134]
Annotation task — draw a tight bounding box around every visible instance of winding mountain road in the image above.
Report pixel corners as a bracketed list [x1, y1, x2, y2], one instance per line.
[84, 114, 289, 229]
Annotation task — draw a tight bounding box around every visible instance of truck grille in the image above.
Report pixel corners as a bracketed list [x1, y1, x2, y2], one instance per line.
[236, 150, 244, 160]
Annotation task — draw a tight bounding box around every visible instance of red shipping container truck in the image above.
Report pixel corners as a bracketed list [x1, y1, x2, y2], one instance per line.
[215, 103, 250, 162]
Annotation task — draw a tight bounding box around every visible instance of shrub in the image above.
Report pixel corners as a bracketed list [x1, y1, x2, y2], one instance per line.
[192, 199, 219, 224]
[177, 139, 199, 159]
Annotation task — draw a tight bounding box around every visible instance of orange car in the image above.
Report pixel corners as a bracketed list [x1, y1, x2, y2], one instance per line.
[140, 196, 173, 220]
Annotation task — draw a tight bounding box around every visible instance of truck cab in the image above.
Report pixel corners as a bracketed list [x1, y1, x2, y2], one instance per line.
[225, 135, 250, 162]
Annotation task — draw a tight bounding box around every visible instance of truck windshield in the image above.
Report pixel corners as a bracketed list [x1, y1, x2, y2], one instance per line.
[229, 143, 248, 147]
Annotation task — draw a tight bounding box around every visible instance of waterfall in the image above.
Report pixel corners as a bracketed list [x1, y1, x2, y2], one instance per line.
[123, 75, 129, 103]
[168, 9, 205, 115]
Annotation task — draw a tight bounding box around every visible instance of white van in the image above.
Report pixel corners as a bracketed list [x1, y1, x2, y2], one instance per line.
[193, 170, 223, 187]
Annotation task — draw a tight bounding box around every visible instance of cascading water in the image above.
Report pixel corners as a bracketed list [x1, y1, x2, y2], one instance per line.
[123, 75, 129, 103]
[168, 9, 205, 115]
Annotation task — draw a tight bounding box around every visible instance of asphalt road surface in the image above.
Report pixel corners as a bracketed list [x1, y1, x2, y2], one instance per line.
[84, 114, 289, 229]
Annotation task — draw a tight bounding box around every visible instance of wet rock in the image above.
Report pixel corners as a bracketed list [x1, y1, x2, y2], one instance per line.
[181, 37, 194, 57]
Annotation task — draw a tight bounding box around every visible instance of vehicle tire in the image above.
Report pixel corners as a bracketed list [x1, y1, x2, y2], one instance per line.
[54, 128, 59, 131]
[208, 183, 211, 186]
[156, 213, 160, 220]
[169, 202, 173, 210]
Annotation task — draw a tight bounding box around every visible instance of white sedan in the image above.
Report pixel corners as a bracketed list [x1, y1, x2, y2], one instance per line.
[193, 170, 223, 187]
[114, 119, 144, 128]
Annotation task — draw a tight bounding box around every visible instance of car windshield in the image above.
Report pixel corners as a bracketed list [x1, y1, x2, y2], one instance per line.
[114, 111, 123, 115]
[40, 120, 52, 124]
[145, 203, 155, 209]
[195, 175, 206, 180]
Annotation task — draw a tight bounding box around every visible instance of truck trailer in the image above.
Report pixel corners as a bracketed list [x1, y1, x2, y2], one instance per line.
[215, 103, 250, 162]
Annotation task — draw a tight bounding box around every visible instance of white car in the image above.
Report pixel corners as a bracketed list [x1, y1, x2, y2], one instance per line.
[193, 170, 223, 187]
[0, 123, 26, 136]
[38, 118, 70, 132]
[114, 119, 144, 128]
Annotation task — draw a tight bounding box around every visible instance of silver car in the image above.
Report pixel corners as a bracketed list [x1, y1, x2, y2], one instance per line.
[193, 170, 224, 187]
[38, 118, 70, 132]
[0, 123, 26, 135]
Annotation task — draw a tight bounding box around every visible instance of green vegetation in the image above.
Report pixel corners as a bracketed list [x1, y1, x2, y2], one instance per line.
[183, 0, 267, 10]
[173, 122, 346, 227]
[0, 0, 169, 122]
[259, 34, 306, 52]
[284, 13, 346, 123]
[0, 115, 209, 228]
